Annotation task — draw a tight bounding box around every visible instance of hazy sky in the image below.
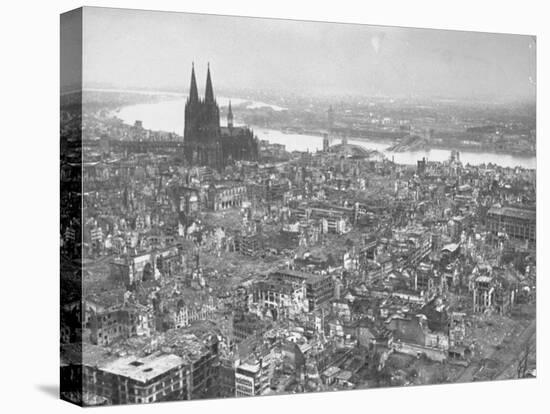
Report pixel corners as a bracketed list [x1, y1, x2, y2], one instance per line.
[80, 7, 536, 101]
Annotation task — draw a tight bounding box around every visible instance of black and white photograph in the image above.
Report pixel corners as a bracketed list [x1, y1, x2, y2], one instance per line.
[2, 1, 548, 413]
[58, 5, 539, 407]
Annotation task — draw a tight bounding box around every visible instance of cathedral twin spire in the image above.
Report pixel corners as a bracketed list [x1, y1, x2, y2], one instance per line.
[205, 63, 215, 103]
[188, 62, 215, 104]
[183, 62, 258, 170]
[189, 63, 199, 103]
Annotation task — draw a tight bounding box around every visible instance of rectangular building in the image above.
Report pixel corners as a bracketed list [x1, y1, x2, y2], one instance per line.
[235, 356, 272, 397]
[88, 353, 187, 405]
[270, 269, 334, 312]
[487, 206, 535, 243]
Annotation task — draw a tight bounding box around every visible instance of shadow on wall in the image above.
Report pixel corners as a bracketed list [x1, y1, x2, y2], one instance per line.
[36, 384, 59, 399]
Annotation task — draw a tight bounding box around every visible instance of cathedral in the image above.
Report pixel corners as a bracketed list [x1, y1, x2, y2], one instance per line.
[183, 64, 259, 171]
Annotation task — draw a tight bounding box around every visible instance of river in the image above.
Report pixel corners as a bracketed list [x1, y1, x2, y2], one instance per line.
[114, 98, 536, 169]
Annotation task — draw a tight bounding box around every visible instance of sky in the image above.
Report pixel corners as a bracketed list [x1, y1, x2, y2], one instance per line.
[78, 6, 536, 101]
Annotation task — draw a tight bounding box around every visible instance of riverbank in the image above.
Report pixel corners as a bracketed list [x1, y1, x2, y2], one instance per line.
[111, 97, 536, 169]
[384, 134, 534, 158]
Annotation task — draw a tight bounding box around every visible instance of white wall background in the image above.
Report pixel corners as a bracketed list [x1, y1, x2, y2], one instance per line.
[0, 0, 546, 412]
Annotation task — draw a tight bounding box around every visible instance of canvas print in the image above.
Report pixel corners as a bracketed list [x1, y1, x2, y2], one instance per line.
[60, 7, 536, 407]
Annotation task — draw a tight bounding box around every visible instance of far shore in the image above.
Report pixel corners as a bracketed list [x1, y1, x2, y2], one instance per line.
[102, 91, 536, 161]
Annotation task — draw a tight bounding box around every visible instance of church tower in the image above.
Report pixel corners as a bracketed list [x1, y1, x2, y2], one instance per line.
[227, 100, 234, 129]
[183, 63, 258, 171]
[205, 63, 215, 103]
[184, 63, 199, 146]
[189, 62, 199, 102]
[183, 63, 222, 170]
[201, 63, 221, 135]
